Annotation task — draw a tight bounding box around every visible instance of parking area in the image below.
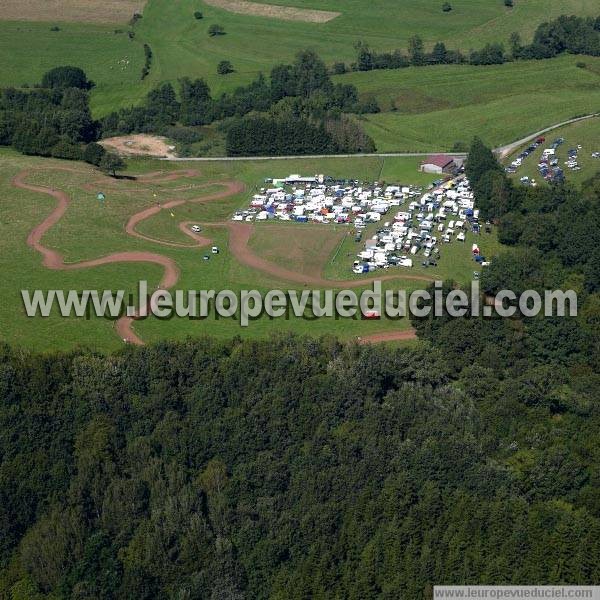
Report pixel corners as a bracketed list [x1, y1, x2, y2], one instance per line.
[233, 174, 425, 226]
[235, 173, 490, 279]
[505, 117, 600, 186]
[350, 176, 489, 275]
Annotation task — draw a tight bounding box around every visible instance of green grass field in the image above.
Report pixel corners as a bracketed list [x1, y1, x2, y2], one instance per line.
[1, 0, 595, 352]
[0, 151, 472, 352]
[0, 22, 147, 115]
[339, 56, 600, 151]
[1, 0, 599, 120]
[259, 0, 598, 49]
[505, 116, 600, 187]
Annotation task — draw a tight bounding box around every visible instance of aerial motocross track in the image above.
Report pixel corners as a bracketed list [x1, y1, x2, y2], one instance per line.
[13, 168, 428, 345]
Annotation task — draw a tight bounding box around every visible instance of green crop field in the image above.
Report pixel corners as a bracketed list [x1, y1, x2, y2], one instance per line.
[0, 150, 483, 352]
[338, 56, 600, 151]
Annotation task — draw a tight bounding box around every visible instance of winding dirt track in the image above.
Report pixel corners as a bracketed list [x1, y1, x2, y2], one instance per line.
[15, 168, 418, 345]
[13, 170, 183, 345]
[125, 181, 245, 247]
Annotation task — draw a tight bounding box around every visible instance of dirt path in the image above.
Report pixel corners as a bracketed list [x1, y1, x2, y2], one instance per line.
[221, 222, 435, 287]
[495, 113, 599, 159]
[16, 168, 422, 346]
[126, 214, 434, 287]
[125, 181, 245, 247]
[357, 329, 417, 344]
[202, 0, 339, 23]
[13, 170, 182, 345]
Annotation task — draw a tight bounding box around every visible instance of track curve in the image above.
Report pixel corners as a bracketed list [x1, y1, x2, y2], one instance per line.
[13, 170, 183, 345]
[16, 168, 419, 345]
[125, 181, 244, 247]
[219, 222, 434, 288]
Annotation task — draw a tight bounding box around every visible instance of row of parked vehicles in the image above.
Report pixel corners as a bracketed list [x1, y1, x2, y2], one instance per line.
[506, 136, 546, 174]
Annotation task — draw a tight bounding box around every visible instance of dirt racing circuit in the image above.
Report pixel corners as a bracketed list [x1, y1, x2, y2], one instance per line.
[13, 168, 427, 345]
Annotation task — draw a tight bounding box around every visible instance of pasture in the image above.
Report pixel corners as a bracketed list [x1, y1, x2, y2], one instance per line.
[1, 152, 471, 352]
[257, 0, 598, 48]
[1, 0, 599, 120]
[340, 56, 600, 151]
[0, 22, 147, 114]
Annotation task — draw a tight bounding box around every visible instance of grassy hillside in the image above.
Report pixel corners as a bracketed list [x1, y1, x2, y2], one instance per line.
[0, 0, 599, 117]
[339, 56, 600, 151]
[0, 151, 461, 352]
[0, 22, 147, 115]
[260, 0, 599, 48]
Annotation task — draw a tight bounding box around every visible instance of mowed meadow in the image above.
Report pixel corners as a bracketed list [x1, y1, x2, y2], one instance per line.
[339, 56, 600, 151]
[0, 0, 600, 138]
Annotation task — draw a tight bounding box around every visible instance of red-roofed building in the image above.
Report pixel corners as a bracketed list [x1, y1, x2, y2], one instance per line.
[420, 154, 456, 174]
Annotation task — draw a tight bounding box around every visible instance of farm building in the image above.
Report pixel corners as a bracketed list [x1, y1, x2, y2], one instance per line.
[420, 155, 457, 174]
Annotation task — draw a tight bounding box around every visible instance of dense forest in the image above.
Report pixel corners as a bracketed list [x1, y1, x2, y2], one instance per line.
[0, 67, 97, 160]
[1, 329, 599, 599]
[1, 142, 600, 598]
[349, 13, 600, 72]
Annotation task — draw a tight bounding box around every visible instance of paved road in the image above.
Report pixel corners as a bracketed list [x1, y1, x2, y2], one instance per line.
[163, 151, 467, 162]
[160, 114, 599, 162]
[494, 113, 599, 158]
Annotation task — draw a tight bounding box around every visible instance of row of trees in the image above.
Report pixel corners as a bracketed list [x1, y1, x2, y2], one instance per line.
[0, 54, 378, 161]
[348, 13, 600, 72]
[141, 44, 152, 80]
[225, 112, 376, 156]
[511, 15, 600, 60]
